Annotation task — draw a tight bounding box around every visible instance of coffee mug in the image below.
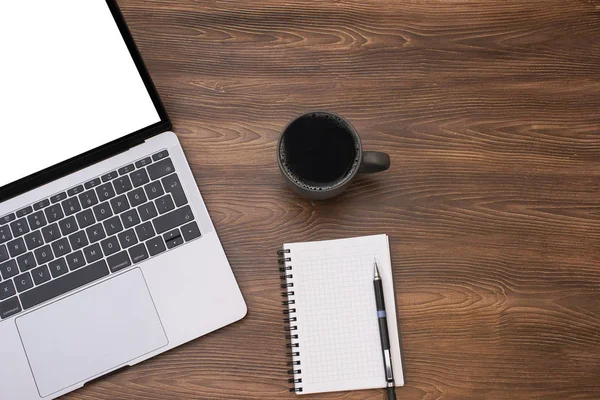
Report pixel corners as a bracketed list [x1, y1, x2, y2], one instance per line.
[277, 112, 390, 200]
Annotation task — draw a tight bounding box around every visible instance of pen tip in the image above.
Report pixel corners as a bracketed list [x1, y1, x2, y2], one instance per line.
[373, 259, 380, 278]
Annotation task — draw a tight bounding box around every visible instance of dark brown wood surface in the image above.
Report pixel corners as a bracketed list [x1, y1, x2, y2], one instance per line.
[67, 1, 600, 399]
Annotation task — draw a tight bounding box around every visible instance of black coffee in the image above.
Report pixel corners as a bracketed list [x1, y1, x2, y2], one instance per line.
[280, 113, 359, 189]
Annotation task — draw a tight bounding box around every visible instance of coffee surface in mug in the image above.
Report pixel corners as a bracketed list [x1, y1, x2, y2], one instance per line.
[280, 113, 360, 189]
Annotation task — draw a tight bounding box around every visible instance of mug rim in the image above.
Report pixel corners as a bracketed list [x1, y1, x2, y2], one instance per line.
[277, 111, 363, 193]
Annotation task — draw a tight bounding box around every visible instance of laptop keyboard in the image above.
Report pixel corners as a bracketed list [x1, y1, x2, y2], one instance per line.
[0, 150, 202, 320]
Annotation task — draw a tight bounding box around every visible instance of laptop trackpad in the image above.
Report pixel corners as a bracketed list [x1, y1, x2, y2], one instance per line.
[16, 268, 168, 398]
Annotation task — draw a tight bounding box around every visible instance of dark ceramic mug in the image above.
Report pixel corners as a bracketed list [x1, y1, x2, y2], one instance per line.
[277, 112, 390, 200]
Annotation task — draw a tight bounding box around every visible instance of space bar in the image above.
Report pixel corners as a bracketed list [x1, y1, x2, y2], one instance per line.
[20, 260, 110, 310]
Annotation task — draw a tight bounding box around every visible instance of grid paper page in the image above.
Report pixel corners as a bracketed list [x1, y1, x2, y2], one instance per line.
[284, 234, 404, 395]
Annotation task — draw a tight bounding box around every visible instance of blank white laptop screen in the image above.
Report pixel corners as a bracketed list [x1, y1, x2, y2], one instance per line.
[0, 0, 161, 188]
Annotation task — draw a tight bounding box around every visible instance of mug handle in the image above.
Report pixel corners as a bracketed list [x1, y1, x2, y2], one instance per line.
[359, 151, 390, 173]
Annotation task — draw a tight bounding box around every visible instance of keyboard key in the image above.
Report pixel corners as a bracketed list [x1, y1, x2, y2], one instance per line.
[181, 221, 201, 241]
[127, 187, 147, 208]
[7, 238, 26, 258]
[107, 251, 131, 273]
[59, 216, 78, 236]
[67, 185, 84, 196]
[129, 243, 149, 264]
[153, 206, 194, 234]
[32, 265, 51, 285]
[147, 237, 166, 256]
[33, 199, 50, 211]
[0, 296, 21, 319]
[155, 194, 175, 214]
[101, 236, 121, 257]
[17, 252, 36, 272]
[48, 258, 69, 278]
[135, 222, 156, 241]
[69, 231, 88, 251]
[34, 245, 54, 265]
[144, 181, 164, 200]
[16, 206, 33, 217]
[66, 250, 86, 270]
[86, 224, 106, 243]
[0, 246, 10, 265]
[79, 190, 99, 209]
[51, 238, 71, 258]
[110, 195, 130, 214]
[162, 174, 187, 207]
[80, 210, 102, 234]
[96, 183, 116, 201]
[93, 202, 113, 222]
[163, 228, 184, 249]
[138, 156, 154, 168]
[163, 229, 180, 241]
[84, 177, 102, 190]
[103, 216, 124, 236]
[11, 218, 30, 237]
[0, 260, 18, 280]
[24, 230, 44, 250]
[0, 245, 7, 263]
[20, 260, 109, 310]
[118, 164, 135, 175]
[101, 171, 118, 182]
[113, 175, 133, 195]
[86, 223, 106, 243]
[148, 158, 175, 180]
[27, 211, 47, 230]
[121, 209, 140, 229]
[118, 228, 138, 249]
[130, 169, 150, 188]
[165, 234, 184, 249]
[83, 243, 103, 263]
[15, 272, 33, 292]
[0, 280, 16, 300]
[50, 192, 67, 204]
[62, 197, 81, 216]
[1, 213, 16, 224]
[76, 209, 96, 229]
[138, 202, 158, 222]
[45, 204, 64, 223]
[0, 225, 12, 244]
[152, 150, 169, 161]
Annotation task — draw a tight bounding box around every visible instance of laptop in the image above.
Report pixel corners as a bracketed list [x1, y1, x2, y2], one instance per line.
[0, 1, 247, 399]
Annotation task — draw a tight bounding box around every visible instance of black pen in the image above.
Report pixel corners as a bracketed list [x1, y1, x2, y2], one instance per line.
[374, 259, 396, 400]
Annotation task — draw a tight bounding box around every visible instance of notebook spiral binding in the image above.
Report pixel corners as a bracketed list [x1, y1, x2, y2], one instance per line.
[278, 248, 303, 393]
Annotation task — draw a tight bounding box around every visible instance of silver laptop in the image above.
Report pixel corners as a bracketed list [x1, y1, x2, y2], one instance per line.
[0, 1, 247, 398]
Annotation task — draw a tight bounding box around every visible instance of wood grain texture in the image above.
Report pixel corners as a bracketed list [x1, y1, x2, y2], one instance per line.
[66, 0, 600, 399]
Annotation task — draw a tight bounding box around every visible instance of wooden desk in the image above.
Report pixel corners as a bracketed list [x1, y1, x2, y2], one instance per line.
[68, 1, 600, 399]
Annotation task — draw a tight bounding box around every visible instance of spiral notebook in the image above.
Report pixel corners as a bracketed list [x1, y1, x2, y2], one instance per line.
[279, 234, 404, 395]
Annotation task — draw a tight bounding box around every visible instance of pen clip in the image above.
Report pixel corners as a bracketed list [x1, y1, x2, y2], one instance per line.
[384, 349, 394, 381]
